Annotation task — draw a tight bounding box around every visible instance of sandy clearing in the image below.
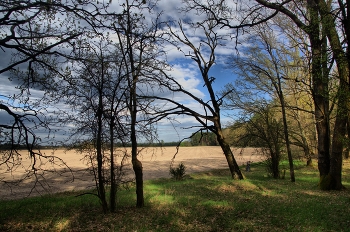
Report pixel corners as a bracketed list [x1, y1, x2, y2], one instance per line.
[0, 146, 263, 200]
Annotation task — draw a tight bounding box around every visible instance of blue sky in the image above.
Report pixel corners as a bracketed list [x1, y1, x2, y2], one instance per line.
[0, 0, 242, 143]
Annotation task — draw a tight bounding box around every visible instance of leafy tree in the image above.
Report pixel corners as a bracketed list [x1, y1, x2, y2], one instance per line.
[190, 131, 218, 146]
[193, 0, 348, 189]
[227, 25, 296, 181]
[224, 86, 285, 178]
[253, 0, 349, 190]
[253, 107, 285, 179]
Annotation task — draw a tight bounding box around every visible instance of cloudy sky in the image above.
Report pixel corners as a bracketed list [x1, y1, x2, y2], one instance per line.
[147, 0, 241, 141]
[0, 0, 244, 144]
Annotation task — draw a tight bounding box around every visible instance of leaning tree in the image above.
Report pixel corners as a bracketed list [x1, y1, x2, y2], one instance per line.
[144, 5, 244, 179]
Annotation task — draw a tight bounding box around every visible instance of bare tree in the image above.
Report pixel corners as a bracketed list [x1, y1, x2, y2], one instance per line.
[144, 10, 244, 179]
[0, 0, 112, 194]
[112, 0, 166, 207]
[57, 36, 135, 212]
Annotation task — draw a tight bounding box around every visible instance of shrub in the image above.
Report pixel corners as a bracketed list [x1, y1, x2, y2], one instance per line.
[169, 162, 186, 180]
[261, 147, 284, 179]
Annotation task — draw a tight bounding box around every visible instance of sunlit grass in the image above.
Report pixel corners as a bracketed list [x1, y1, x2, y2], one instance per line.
[1, 159, 350, 231]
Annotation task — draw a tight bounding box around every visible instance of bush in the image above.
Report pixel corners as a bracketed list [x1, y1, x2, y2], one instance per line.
[169, 162, 186, 180]
[260, 146, 284, 179]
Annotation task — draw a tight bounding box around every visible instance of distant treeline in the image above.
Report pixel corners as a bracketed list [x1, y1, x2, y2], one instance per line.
[124, 141, 182, 147]
[0, 134, 223, 150]
[0, 144, 60, 150]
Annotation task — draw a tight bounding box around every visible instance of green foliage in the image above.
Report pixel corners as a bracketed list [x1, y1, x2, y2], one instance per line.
[169, 162, 186, 180]
[179, 140, 192, 147]
[226, 105, 284, 148]
[228, 106, 285, 178]
[190, 131, 218, 146]
[264, 154, 284, 179]
[2, 160, 350, 231]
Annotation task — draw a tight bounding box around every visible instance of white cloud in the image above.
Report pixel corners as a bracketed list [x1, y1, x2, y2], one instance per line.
[168, 63, 203, 95]
[0, 0, 243, 143]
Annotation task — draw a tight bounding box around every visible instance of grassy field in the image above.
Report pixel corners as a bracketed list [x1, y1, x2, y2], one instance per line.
[1, 160, 350, 231]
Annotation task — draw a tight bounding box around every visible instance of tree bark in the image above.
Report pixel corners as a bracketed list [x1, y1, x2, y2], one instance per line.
[97, 97, 108, 213]
[131, 88, 144, 207]
[132, 157, 144, 207]
[131, 73, 144, 207]
[345, 119, 350, 159]
[329, 110, 347, 190]
[216, 127, 243, 179]
[110, 118, 116, 212]
[280, 97, 295, 182]
[318, 0, 349, 190]
[307, 1, 331, 187]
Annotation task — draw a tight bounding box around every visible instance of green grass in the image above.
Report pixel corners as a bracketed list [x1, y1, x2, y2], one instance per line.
[1, 160, 350, 231]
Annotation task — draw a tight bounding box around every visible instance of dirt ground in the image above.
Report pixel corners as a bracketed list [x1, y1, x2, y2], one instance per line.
[0, 147, 264, 200]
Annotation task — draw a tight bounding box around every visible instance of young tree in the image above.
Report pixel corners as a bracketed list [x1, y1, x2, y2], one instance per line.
[275, 27, 318, 165]
[226, 26, 296, 181]
[112, 0, 165, 207]
[57, 36, 133, 212]
[0, 0, 111, 193]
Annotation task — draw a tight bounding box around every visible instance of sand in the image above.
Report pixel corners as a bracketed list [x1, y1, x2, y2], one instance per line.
[0, 146, 264, 200]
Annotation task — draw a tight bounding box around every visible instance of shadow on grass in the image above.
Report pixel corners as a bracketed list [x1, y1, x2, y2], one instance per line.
[1, 161, 350, 231]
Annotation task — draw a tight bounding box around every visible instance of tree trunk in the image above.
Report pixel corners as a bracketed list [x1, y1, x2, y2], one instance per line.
[130, 71, 144, 207]
[303, 141, 313, 166]
[307, 0, 331, 187]
[110, 118, 116, 212]
[318, 0, 349, 190]
[97, 101, 108, 213]
[131, 108, 144, 207]
[328, 79, 348, 190]
[132, 156, 144, 207]
[280, 101, 295, 182]
[273, 58, 295, 181]
[272, 153, 279, 179]
[216, 128, 243, 179]
[329, 112, 346, 190]
[344, 119, 350, 159]
[314, 88, 331, 188]
[344, 147, 349, 160]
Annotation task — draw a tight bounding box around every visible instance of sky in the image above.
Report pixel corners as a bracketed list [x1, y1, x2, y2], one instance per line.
[0, 0, 244, 144]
